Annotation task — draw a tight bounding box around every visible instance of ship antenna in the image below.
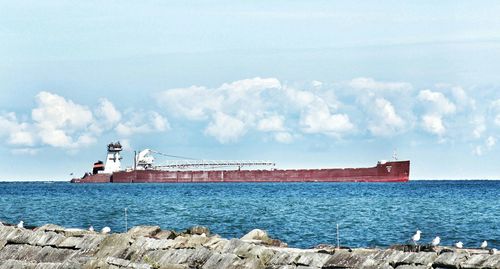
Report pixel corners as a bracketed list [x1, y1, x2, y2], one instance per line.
[392, 149, 398, 161]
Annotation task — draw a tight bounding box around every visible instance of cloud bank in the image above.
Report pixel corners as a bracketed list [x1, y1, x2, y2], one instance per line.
[0, 92, 169, 153]
[1, 77, 497, 157]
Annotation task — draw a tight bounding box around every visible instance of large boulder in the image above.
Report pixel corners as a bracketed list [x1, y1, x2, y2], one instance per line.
[186, 226, 210, 236]
[127, 225, 161, 239]
[241, 229, 268, 241]
[240, 229, 287, 247]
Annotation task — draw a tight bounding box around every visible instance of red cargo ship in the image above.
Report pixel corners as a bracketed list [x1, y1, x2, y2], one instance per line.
[70, 142, 410, 183]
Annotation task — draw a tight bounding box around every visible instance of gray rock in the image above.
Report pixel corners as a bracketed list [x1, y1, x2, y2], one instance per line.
[202, 252, 263, 269]
[0, 244, 42, 261]
[30, 231, 66, 247]
[34, 246, 78, 263]
[433, 251, 469, 268]
[294, 251, 332, 268]
[64, 228, 94, 238]
[186, 226, 210, 236]
[460, 254, 490, 269]
[34, 263, 62, 269]
[147, 247, 212, 267]
[241, 229, 268, 241]
[154, 230, 177, 240]
[0, 259, 37, 269]
[322, 249, 369, 268]
[202, 237, 228, 252]
[95, 234, 133, 259]
[35, 224, 66, 233]
[240, 229, 287, 247]
[5, 228, 34, 244]
[398, 251, 437, 266]
[127, 226, 161, 239]
[482, 254, 500, 268]
[395, 265, 430, 269]
[1, 223, 500, 269]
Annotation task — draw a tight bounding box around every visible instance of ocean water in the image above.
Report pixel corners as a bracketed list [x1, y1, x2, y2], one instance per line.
[0, 181, 498, 249]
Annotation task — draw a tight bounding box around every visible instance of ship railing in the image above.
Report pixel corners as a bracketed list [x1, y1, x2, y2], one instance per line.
[153, 160, 275, 170]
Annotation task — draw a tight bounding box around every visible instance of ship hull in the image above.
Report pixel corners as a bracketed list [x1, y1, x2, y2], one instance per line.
[72, 161, 410, 183]
[70, 173, 111, 183]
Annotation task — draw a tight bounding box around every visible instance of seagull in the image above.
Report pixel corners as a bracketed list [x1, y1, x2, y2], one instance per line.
[432, 236, 440, 247]
[88, 225, 94, 232]
[412, 230, 421, 244]
[481, 240, 487, 249]
[101, 226, 111, 234]
[17, 220, 24, 229]
[455, 241, 463, 249]
[490, 248, 498, 255]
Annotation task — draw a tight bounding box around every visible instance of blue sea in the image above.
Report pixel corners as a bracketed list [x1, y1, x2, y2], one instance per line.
[0, 181, 498, 249]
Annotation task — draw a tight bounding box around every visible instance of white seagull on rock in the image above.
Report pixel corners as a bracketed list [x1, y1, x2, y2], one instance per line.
[89, 225, 94, 232]
[412, 230, 421, 244]
[455, 241, 463, 249]
[481, 240, 487, 249]
[101, 226, 111, 234]
[432, 236, 440, 247]
[17, 220, 24, 229]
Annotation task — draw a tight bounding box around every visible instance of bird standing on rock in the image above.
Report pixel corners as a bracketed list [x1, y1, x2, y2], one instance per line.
[481, 240, 487, 249]
[455, 241, 463, 249]
[431, 236, 440, 247]
[17, 220, 24, 229]
[412, 230, 421, 245]
[89, 225, 94, 232]
[101, 226, 111, 234]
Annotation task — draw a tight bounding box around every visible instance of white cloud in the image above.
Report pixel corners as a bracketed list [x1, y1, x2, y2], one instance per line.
[115, 111, 170, 137]
[32, 91, 93, 130]
[32, 91, 95, 148]
[367, 98, 405, 136]
[300, 103, 354, 136]
[348, 77, 412, 91]
[257, 115, 286, 132]
[11, 148, 40, 156]
[156, 86, 221, 120]
[450, 86, 475, 109]
[490, 99, 500, 126]
[418, 89, 457, 136]
[219, 77, 281, 92]
[95, 98, 121, 126]
[422, 114, 445, 136]
[120, 139, 132, 151]
[274, 132, 293, 143]
[473, 145, 483, 156]
[157, 77, 295, 143]
[473, 135, 497, 157]
[0, 113, 35, 146]
[486, 136, 496, 149]
[204, 112, 246, 143]
[1, 92, 169, 152]
[471, 116, 486, 139]
[311, 80, 323, 88]
[418, 89, 456, 115]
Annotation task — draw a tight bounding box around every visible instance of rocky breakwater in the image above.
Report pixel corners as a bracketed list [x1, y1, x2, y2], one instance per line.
[0, 222, 498, 269]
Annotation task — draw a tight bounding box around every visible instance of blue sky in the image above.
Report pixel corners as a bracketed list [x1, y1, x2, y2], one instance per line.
[2, 1, 500, 180]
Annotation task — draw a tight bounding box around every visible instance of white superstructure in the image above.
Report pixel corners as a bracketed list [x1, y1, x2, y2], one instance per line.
[135, 149, 155, 170]
[103, 142, 123, 173]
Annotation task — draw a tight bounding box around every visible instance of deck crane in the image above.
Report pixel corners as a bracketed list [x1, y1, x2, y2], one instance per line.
[134, 149, 275, 171]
